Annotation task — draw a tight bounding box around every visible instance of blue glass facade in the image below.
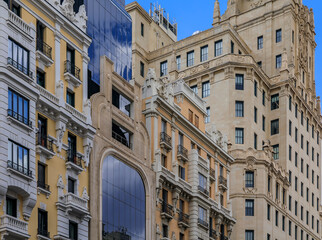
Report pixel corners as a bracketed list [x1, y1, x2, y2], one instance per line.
[85, 0, 132, 87]
[102, 156, 146, 240]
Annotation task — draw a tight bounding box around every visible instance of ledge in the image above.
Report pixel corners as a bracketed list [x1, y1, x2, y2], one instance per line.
[7, 115, 33, 133]
[36, 50, 54, 67]
[64, 72, 82, 88]
[7, 167, 33, 182]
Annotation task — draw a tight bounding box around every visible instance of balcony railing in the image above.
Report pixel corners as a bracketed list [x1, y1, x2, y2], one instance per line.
[112, 131, 132, 149]
[7, 57, 33, 78]
[37, 180, 50, 192]
[36, 133, 54, 152]
[66, 150, 82, 168]
[198, 218, 209, 228]
[7, 109, 32, 127]
[178, 212, 189, 225]
[177, 145, 188, 159]
[38, 228, 50, 238]
[219, 175, 227, 188]
[220, 234, 229, 240]
[64, 60, 80, 80]
[209, 229, 216, 238]
[0, 215, 28, 233]
[65, 192, 88, 209]
[7, 160, 32, 177]
[198, 185, 209, 196]
[210, 168, 216, 179]
[160, 132, 172, 149]
[37, 39, 52, 60]
[162, 203, 174, 217]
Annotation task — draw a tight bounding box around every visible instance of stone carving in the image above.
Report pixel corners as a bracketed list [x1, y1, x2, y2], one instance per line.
[84, 99, 92, 124]
[299, 5, 309, 70]
[206, 124, 228, 151]
[83, 138, 93, 167]
[250, 0, 263, 8]
[177, 72, 186, 79]
[57, 175, 65, 199]
[147, 68, 156, 80]
[82, 187, 89, 200]
[61, 0, 75, 21]
[74, 5, 88, 32]
[171, 232, 176, 240]
[56, 121, 66, 153]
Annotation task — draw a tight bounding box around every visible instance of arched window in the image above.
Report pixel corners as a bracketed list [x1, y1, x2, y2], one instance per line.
[102, 156, 146, 240]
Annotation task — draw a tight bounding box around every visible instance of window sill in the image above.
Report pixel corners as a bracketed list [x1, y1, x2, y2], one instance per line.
[36, 145, 55, 159]
[37, 187, 51, 199]
[64, 72, 82, 88]
[36, 50, 54, 68]
[7, 115, 33, 132]
[7, 63, 33, 83]
[37, 234, 51, 240]
[7, 167, 33, 181]
[65, 161, 83, 175]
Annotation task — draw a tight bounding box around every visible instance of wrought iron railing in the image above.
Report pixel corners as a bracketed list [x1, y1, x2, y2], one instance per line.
[198, 218, 209, 228]
[178, 212, 189, 225]
[38, 228, 50, 238]
[198, 185, 209, 196]
[112, 131, 132, 148]
[36, 133, 54, 152]
[36, 39, 52, 59]
[7, 160, 32, 177]
[219, 175, 227, 188]
[177, 145, 188, 159]
[66, 149, 82, 168]
[160, 132, 172, 147]
[64, 60, 80, 80]
[37, 180, 50, 192]
[162, 202, 174, 217]
[7, 109, 32, 127]
[7, 57, 33, 78]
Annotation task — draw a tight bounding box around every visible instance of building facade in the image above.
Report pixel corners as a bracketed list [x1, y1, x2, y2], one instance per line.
[90, 56, 155, 240]
[0, 0, 94, 239]
[127, 0, 322, 239]
[142, 70, 235, 240]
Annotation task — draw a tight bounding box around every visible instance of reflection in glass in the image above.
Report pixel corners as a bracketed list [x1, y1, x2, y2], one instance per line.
[102, 156, 145, 240]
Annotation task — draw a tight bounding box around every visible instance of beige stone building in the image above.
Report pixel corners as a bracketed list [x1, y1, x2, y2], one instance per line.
[127, 0, 322, 239]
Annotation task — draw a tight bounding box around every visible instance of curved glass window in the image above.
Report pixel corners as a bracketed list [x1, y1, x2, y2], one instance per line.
[102, 156, 145, 240]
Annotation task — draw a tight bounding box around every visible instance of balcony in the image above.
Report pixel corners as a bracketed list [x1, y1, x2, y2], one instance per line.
[177, 145, 188, 162]
[37, 180, 51, 198]
[198, 185, 209, 196]
[7, 57, 33, 81]
[178, 212, 189, 228]
[37, 228, 50, 240]
[0, 215, 30, 239]
[220, 234, 229, 240]
[63, 192, 89, 217]
[210, 168, 216, 181]
[197, 218, 209, 229]
[36, 39, 54, 67]
[219, 175, 228, 191]
[7, 10, 32, 38]
[7, 160, 32, 179]
[65, 150, 83, 174]
[161, 203, 174, 220]
[36, 133, 55, 159]
[112, 131, 132, 149]
[209, 229, 216, 239]
[160, 132, 172, 151]
[7, 109, 32, 129]
[64, 60, 81, 87]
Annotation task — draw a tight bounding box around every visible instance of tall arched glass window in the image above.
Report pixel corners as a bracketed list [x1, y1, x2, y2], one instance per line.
[102, 156, 146, 240]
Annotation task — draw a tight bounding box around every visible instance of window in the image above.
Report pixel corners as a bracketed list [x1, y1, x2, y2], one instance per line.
[8, 89, 29, 126]
[195, 115, 199, 128]
[66, 89, 75, 107]
[178, 165, 185, 180]
[262, 90, 266, 106]
[289, 171, 292, 185]
[306, 211, 309, 225]
[254, 81, 258, 96]
[271, 94, 279, 110]
[235, 74, 244, 90]
[205, 107, 210, 123]
[37, 70, 45, 88]
[317, 132, 320, 145]
[295, 128, 298, 142]
[245, 171, 254, 188]
[141, 22, 144, 36]
[254, 133, 257, 150]
[317, 176, 319, 189]
[199, 173, 207, 191]
[282, 216, 285, 231]
[289, 120, 292, 136]
[301, 182, 303, 196]
[245, 230, 254, 240]
[6, 196, 17, 217]
[306, 187, 309, 202]
[276, 54, 282, 68]
[301, 135, 304, 149]
[112, 88, 132, 117]
[200, 45, 208, 62]
[191, 85, 198, 94]
[231, 41, 234, 53]
[318, 153, 320, 167]
[282, 188, 286, 204]
[301, 206, 303, 220]
[295, 201, 298, 216]
[160, 61, 168, 76]
[301, 159, 304, 173]
[289, 221, 292, 236]
[202, 81, 210, 98]
[254, 107, 257, 123]
[318, 220, 320, 234]
[276, 29, 282, 43]
[275, 210, 279, 226]
[8, 140, 30, 176]
[38, 162, 47, 190]
[306, 141, 309, 155]
[301, 111, 304, 125]
[161, 154, 167, 168]
[268, 175, 271, 192]
[312, 170, 314, 184]
[273, 144, 279, 160]
[312, 193, 314, 206]
[176, 56, 181, 70]
[271, 119, 279, 135]
[67, 133, 77, 164]
[8, 39, 30, 76]
[257, 61, 262, 68]
[289, 145, 292, 161]
[187, 51, 194, 67]
[295, 225, 298, 240]
[140, 61, 144, 77]
[112, 122, 132, 148]
[267, 234, 270, 240]
[295, 103, 298, 118]
[242, 199, 254, 218]
[68, 177, 75, 194]
[188, 110, 193, 123]
[276, 182, 279, 199]
[262, 115, 266, 131]
[69, 221, 78, 240]
[215, 40, 223, 56]
[258, 36, 263, 50]
[289, 195, 292, 211]
[235, 128, 244, 144]
[312, 125, 314, 139]
[295, 152, 298, 166]
[66, 46, 76, 77]
[162, 225, 169, 238]
[235, 101, 244, 117]
[38, 209, 48, 237]
[306, 164, 309, 178]
[198, 206, 207, 222]
[267, 204, 271, 220]
[307, 118, 309, 132]
[312, 148, 315, 161]
[289, 96, 292, 111]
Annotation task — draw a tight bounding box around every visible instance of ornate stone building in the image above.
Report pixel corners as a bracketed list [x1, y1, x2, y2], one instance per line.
[127, 0, 322, 239]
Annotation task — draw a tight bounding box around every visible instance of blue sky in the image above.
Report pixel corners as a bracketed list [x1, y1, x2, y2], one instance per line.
[125, 0, 322, 97]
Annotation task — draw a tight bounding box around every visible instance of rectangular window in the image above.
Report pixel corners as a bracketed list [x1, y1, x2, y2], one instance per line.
[188, 110, 193, 123]
[258, 36, 263, 50]
[306, 141, 309, 155]
[245, 171, 254, 188]
[295, 103, 298, 118]
[276, 29, 282, 43]
[306, 187, 309, 202]
[112, 122, 132, 148]
[301, 206, 303, 220]
[69, 221, 78, 240]
[306, 164, 309, 179]
[245, 199, 254, 216]
[254, 81, 258, 96]
[8, 39, 30, 76]
[273, 144, 279, 160]
[262, 115, 266, 131]
[178, 165, 185, 180]
[231, 41, 234, 54]
[262, 91, 266, 106]
[6, 196, 17, 217]
[38, 209, 48, 237]
[301, 135, 304, 149]
[289, 221, 292, 236]
[295, 128, 298, 142]
[257, 61, 262, 68]
[267, 234, 270, 240]
[200, 45, 208, 62]
[312, 125, 314, 139]
[254, 133, 257, 150]
[295, 152, 298, 166]
[289, 145, 292, 161]
[267, 204, 271, 220]
[141, 22, 144, 37]
[202, 81, 210, 98]
[235, 101, 244, 117]
[66, 89, 75, 107]
[289, 96, 292, 111]
[276, 54, 282, 68]
[271, 94, 279, 110]
[8, 89, 30, 126]
[37, 70, 45, 88]
[289, 120, 292, 136]
[195, 115, 199, 128]
[161, 154, 167, 168]
[191, 85, 198, 94]
[160, 61, 168, 76]
[68, 177, 75, 194]
[268, 175, 271, 192]
[276, 182, 279, 199]
[37, 162, 47, 190]
[289, 195, 292, 211]
[176, 56, 181, 70]
[198, 173, 207, 191]
[282, 216, 285, 231]
[215, 40, 223, 57]
[245, 230, 254, 240]
[295, 176, 298, 192]
[235, 128, 244, 144]
[112, 88, 132, 117]
[198, 206, 207, 222]
[187, 51, 194, 67]
[275, 210, 279, 226]
[312, 148, 314, 161]
[8, 140, 30, 176]
[301, 159, 304, 173]
[307, 118, 309, 132]
[235, 74, 244, 90]
[162, 224, 168, 238]
[254, 107, 257, 123]
[282, 188, 286, 204]
[271, 119, 279, 135]
[301, 182, 303, 196]
[140, 61, 144, 77]
[301, 111, 304, 125]
[205, 107, 210, 123]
